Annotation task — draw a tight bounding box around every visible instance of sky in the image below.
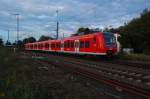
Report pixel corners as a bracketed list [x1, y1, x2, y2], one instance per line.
[0, 0, 150, 42]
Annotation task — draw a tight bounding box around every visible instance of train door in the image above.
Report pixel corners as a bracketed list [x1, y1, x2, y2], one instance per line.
[75, 40, 79, 53]
[93, 35, 97, 52]
[61, 41, 64, 52]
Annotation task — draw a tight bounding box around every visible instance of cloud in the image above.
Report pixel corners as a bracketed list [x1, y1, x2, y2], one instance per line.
[0, 0, 150, 42]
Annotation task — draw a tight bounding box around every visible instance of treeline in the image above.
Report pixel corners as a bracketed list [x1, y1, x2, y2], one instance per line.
[109, 9, 150, 54]
[0, 35, 54, 48]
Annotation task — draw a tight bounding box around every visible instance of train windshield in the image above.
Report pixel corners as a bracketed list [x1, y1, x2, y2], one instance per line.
[103, 32, 116, 46]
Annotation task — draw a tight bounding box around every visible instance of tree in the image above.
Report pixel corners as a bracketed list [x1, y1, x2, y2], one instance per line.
[23, 37, 36, 44]
[74, 27, 93, 36]
[0, 38, 3, 46]
[107, 9, 150, 54]
[38, 35, 53, 41]
[17, 40, 23, 48]
[5, 41, 11, 46]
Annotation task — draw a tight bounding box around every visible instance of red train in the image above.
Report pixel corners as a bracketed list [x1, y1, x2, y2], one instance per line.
[25, 32, 119, 57]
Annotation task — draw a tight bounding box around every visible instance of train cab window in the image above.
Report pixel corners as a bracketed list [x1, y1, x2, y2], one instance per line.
[85, 41, 90, 48]
[71, 41, 74, 48]
[93, 36, 96, 44]
[80, 41, 84, 48]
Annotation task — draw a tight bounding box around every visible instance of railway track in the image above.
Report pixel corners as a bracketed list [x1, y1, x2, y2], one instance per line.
[23, 52, 150, 98]
[105, 60, 150, 69]
[25, 51, 150, 69]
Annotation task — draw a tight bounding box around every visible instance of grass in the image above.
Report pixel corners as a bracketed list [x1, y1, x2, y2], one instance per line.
[0, 47, 12, 65]
[119, 52, 150, 61]
[0, 47, 108, 99]
[0, 47, 37, 99]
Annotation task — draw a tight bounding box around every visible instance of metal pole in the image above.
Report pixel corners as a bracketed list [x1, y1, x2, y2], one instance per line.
[16, 14, 19, 42]
[8, 30, 9, 42]
[56, 21, 59, 39]
[56, 10, 59, 39]
[63, 33, 64, 39]
[13, 14, 19, 42]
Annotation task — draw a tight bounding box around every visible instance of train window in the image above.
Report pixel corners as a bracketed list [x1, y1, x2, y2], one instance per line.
[56, 43, 58, 48]
[80, 41, 84, 48]
[64, 42, 67, 48]
[57, 43, 60, 48]
[39, 44, 41, 49]
[59, 43, 60, 48]
[85, 41, 90, 48]
[93, 36, 96, 44]
[67, 41, 70, 48]
[61, 43, 64, 48]
[53, 43, 55, 48]
[38, 44, 40, 49]
[51, 44, 53, 48]
[31, 45, 33, 49]
[47, 44, 49, 48]
[34, 44, 37, 49]
[41, 44, 43, 48]
[71, 41, 74, 48]
[45, 43, 49, 48]
[51, 43, 55, 48]
[56, 43, 59, 48]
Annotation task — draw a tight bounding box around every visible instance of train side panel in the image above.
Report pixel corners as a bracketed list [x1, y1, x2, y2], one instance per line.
[25, 32, 118, 56]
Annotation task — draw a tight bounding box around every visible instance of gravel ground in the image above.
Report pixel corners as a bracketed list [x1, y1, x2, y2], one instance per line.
[0, 52, 118, 99]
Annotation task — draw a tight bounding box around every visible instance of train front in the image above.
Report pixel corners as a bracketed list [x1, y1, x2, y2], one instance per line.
[103, 32, 118, 57]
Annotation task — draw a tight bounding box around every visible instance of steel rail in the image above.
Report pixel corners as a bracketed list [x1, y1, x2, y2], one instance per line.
[23, 52, 150, 98]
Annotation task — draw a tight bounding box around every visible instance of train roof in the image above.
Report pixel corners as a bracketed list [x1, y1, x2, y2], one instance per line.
[63, 32, 102, 40]
[25, 32, 115, 45]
